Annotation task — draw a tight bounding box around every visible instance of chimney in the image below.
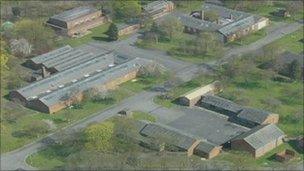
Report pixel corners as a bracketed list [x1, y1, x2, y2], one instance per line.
[200, 10, 204, 20]
[42, 66, 48, 78]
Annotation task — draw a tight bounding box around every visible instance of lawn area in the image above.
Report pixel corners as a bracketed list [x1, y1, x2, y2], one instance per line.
[1, 69, 168, 153]
[136, 33, 221, 64]
[268, 27, 303, 54]
[175, 1, 203, 12]
[132, 111, 156, 122]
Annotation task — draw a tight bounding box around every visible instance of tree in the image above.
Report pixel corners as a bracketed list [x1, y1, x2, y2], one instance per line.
[84, 121, 114, 152]
[107, 23, 118, 41]
[10, 38, 32, 58]
[13, 19, 56, 54]
[159, 16, 184, 40]
[112, 0, 141, 20]
[204, 10, 219, 22]
[0, 40, 9, 70]
[11, 7, 21, 17]
[287, 60, 301, 80]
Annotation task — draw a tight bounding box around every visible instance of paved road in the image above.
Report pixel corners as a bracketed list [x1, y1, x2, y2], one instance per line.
[1, 21, 303, 170]
[217, 22, 303, 65]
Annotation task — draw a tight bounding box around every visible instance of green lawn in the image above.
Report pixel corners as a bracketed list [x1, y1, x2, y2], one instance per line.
[132, 111, 156, 122]
[268, 27, 303, 54]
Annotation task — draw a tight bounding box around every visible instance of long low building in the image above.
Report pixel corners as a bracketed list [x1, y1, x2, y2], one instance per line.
[199, 95, 279, 128]
[140, 122, 222, 159]
[10, 58, 152, 113]
[231, 124, 285, 158]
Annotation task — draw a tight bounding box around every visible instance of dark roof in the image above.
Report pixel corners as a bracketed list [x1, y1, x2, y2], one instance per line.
[233, 124, 285, 149]
[237, 107, 272, 124]
[30, 45, 73, 64]
[50, 6, 98, 22]
[276, 51, 303, 66]
[140, 122, 197, 150]
[200, 95, 243, 114]
[143, 0, 173, 14]
[195, 140, 219, 153]
[218, 16, 255, 36]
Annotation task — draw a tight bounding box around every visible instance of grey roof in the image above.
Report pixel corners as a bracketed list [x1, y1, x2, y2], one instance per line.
[16, 53, 116, 101]
[203, 3, 250, 21]
[218, 16, 255, 36]
[237, 107, 272, 124]
[195, 140, 219, 153]
[233, 124, 285, 149]
[143, 0, 173, 14]
[168, 107, 249, 145]
[30, 45, 73, 64]
[50, 6, 98, 22]
[175, 12, 220, 31]
[140, 122, 197, 150]
[30, 46, 111, 72]
[200, 95, 243, 114]
[37, 58, 151, 107]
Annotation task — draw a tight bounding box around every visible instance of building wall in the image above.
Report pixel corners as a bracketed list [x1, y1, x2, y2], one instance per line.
[255, 138, 283, 158]
[262, 114, 279, 125]
[66, 11, 102, 29]
[118, 24, 140, 36]
[187, 140, 201, 156]
[149, 1, 174, 20]
[231, 139, 255, 156]
[67, 16, 108, 36]
[9, 91, 27, 106]
[193, 145, 222, 159]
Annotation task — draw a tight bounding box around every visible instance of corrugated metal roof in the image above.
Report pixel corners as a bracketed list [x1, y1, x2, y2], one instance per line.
[237, 107, 273, 124]
[37, 58, 151, 106]
[200, 95, 243, 114]
[30, 45, 73, 64]
[17, 53, 115, 100]
[50, 6, 98, 22]
[233, 124, 285, 149]
[143, 0, 172, 14]
[140, 122, 197, 150]
[218, 16, 255, 36]
[195, 140, 219, 153]
[175, 13, 220, 31]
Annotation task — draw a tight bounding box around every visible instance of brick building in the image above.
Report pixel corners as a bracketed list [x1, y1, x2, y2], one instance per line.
[46, 6, 108, 37]
[10, 58, 152, 113]
[231, 124, 285, 158]
[117, 23, 141, 36]
[143, 0, 174, 20]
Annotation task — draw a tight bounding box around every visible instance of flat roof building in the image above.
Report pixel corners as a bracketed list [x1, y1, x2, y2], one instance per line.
[231, 124, 285, 158]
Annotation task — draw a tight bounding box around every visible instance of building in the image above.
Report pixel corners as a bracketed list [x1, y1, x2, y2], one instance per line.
[143, 0, 174, 20]
[117, 23, 141, 36]
[175, 3, 269, 43]
[140, 122, 222, 159]
[46, 6, 108, 37]
[231, 124, 285, 158]
[271, 9, 291, 18]
[200, 95, 279, 128]
[179, 81, 222, 107]
[10, 58, 152, 113]
[200, 95, 243, 117]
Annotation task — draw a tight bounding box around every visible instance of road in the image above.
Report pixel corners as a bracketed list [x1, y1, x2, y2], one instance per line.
[1, 21, 303, 170]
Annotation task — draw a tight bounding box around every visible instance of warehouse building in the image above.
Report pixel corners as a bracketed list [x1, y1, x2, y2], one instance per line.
[26, 45, 113, 79]
[117, 23, 141, 36]
[10, 58, 152, 113]
[231, 124, 285, 158]
[46, 6, 108, 37]
[200, 95, 279, 128]
[179, 81, 222, 107]
[140, 122, 222, 159]
[175, 3, 269, 43]
[143, 0, 174, 20]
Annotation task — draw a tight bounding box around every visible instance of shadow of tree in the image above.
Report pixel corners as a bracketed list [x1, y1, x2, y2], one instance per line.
[92, 36, 111, 42]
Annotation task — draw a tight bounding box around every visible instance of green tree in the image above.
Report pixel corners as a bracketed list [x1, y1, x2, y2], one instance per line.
[107, 23, 118, 41]
[0, 40, 9, 70]
[84, 121, 114, 152]
[13, 19, 56, 54]
[159, 16, 184, 40]
[287, 60, 301, 80]
[112, 0, 141, 20]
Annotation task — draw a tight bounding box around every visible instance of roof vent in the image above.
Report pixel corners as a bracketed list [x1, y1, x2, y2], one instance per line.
[108, 64, 115, 67]
[58, 84, 64, 88]
[96, 69, 102, 72]
[72, 79, 78, 83]
[46, 90, 51, 93]
[84, 74, 90, 78]
[30, 96, 38, 99]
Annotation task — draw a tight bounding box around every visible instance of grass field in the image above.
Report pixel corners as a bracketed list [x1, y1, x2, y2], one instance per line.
[132, 111, 157, 122]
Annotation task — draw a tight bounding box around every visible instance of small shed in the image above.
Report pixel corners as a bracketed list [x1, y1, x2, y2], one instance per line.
[118, 108, 133, 117]
[193, 141, 222, 159]
[231, 124, 285, 158]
